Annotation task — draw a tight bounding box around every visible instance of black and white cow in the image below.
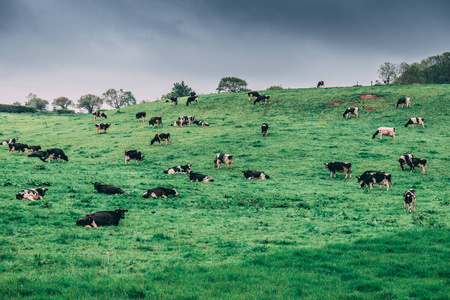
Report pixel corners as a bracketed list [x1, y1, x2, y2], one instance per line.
[396, 97, 411, 108]
[254, 95, 270, 105]
[164, 164, 191, 174]
[136, 112, 147, 122]
[148, 116, 163, 128]
[16, 188, 48, 201]
[403, 189, 416, 213]
[169, 96, 178, 105]
[142, 187, 179, 198]
[192, 120, 209, 126]
[24, 145, 41, 152]
[9, 143, 28, 154]
[170, 121, 179, 126]
[76, 208, 128, 227]
[324, 162, 352, 178]
[317, 81, 324, 88]
[357, 171, 392, 191]
[261, 123, 268, 137]
[343, 107, 359, 118]
[95, 123, 111, 133]
[178, 116, 195, 127]
[93, 111, 107, 120]
[186, 96, 198, 106]
[214, 153, 233, 170]
[405, 117, 424, 128]
[28, 151, 47, 161]
[372, 127, 395, 140]
[93, 182, 125, 195]
[408, 157, 427, 174]
[399, 154, 414, 171]
[248, 91, 261, 101]
[2, 138, 18, 145]
[150, 133, 171, 145]
[187, 171, 214, 182]
[243, 170, 270, 180]
[43, 148, 69, 162]
[124, 150, 144, 165]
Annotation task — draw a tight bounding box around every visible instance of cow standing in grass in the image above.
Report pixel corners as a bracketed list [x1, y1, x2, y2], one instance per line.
[372, 127, 395, 140]
[124, 150, 144, 165]
[399, 154, 414, 171]
[248, 91, 261, 101]
[357, 171, 392, 191]
[343, 107, 359, 118]
[324, 162, 352, 178]
[261, 123, 268, 137]
[95, 123, 111, 134]
[214, 154, 233, 170]
[151, 133, 171, 145]
[405, 117, 424, 128]
[403, 189, 416, 212]
[93, 111, 107, 120]
[136, 112, 147, 122]
[317, 81, 324, 88]
[396, 97, 411, 108]
[170, 96, 178, 105]
[148, 117, 163, 128]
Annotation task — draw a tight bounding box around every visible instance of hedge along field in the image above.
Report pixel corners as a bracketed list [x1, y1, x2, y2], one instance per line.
[0, 84, 449, 299]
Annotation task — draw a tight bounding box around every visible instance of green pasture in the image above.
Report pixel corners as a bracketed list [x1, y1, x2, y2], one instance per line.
[0, 84, 449, 299]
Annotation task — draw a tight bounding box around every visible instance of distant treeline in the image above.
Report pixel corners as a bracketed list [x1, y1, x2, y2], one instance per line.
[396, 52, 450, 85]
[0, 104, 75, 114]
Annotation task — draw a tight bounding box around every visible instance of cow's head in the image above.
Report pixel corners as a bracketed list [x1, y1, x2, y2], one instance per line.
[36, 188, 48, 196]
[115, 208, 128, 218]
[372, 130, 380, 139]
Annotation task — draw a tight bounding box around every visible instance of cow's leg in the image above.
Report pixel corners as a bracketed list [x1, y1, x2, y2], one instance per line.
[421, 166, 425, 174]
[404, 201, 406, 212]
[413, 201, 416, 212]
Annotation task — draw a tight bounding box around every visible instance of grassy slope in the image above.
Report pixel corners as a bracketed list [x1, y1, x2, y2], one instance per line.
[0, 84, 449, 299]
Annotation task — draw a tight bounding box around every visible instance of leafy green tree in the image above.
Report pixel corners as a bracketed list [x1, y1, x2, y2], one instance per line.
[171, 81, 193, 97]
[267, 85, 283, 90]
[102, 89, 136, 110]
[27, 98, 49, 110]
[24, 93, 37, 105]
[216, 77, 248, 93]
[12, 101, 21, 106]
[77, 94, 103, 113]
[52, 97, 73, 109]
[378, 62, 398, 84]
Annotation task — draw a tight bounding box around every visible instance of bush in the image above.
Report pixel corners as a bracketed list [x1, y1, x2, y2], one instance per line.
[56, 109, 75, 114]
[267, 85, 283, 90]
[0, 104, 37, 113]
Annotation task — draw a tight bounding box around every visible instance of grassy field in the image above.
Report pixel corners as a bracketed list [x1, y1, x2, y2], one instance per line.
[0, 84, 449, 299]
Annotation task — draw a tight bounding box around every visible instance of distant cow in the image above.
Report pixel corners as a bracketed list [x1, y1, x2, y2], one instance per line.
[28, 151, 47, 162]
[151, 133, 171, 145]
[178, 116, 195, 127]
[399, 154, 414, 171]
[214, 153, 233, 169]
[164, 164, 191, 174]
[372, 127, 395, 140]
[357, 171, 392, 191]
[136, 112, 147, 122]
[9, 143, 28, 154]
[148, 116, 163, 128]
[23, 145, 41, 153]
[43, 148, 69, 162]
[192, 120, 209, 126]
[254, 95, 270, 105]
[243, 170, 270, 180]
[248, 91, 261, 101]
[170, 96, 178, 105]
[317, 81, 324, 88]
[124, 150, 144, 165]
[2, 138, 18, 145]
[187, 171, 214, 182]
[396, 97, 411, 108]
[186, 96, 198, 106]
[403, 189, 416, 212]
[93, 111, 107, 120]
[95, 123, 111, 133]
[76, 208, 128, 227]
[343, 107, 359, 118]
[16, 188, 47, 201]
[93, 182, 125, 195]
[261, 123, 268, 137]
[408, 157, 427, 174]
[405, 117, 424, 128]
[142, 187, 179, 198]
[170, 121, 179, 126]
[324, 162, 352, 178]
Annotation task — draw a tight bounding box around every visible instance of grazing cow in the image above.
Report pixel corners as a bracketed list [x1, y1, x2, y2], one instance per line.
[76, 208, 128, 227]
[343, 107, 359, 118]
[164, 164, 191, 174]
[403, 189, 416, 213]
[124, 150, 144, 165]
[178, 116, 195, 127]
[170, 121, 179, 126]
[396, 97, 411, 108]
[23, 145, 41, 153]
[248, 91, 261, 101]
[190, 91, 197, 97]
[95, 123, 111, 133]
[142, 187, 179, 198]
[324, 162, 352, 178]
[192, 120, 209, 126]
[169, 96, 178, 105]
[317, 81, 324, 88]
[136, 112, 147, 122]
[43, 148, 69, 162]
[187, 171, 214, 182]
[372, 127, 395, 140]
[405, 117, 425, 128]
[148, 116, 163, 128]
[261, 123, 268, 137]
[2, 138, 18, 145]
[9, 143, 28, 154]
[93, 182, 125, 195]
[408, 157, 427, 174]
[214, 153, 233, 169]
[357, 171, 392, 191]
[254, 95, 270, 105]
[16, 188, 47, 201]
[150, 133, 171, 145]
[93, 111, 107, 120]
[399, 154, 414, 171]
[186, 96, 198, 106]
[243, 170, 270, 180]
[28, 151, 47, 162]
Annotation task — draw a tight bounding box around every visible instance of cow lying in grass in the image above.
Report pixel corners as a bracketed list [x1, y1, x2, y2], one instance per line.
[16, 188, 48, 201]
[76, 208, 128, 227]
[2, 138, 18, 145]
[142, 188, 179, 198]
[93, 182, 124, 195]
[187, 171, 214, 182]
[164, 164, 191, 174]
[243, 170, 270, 180]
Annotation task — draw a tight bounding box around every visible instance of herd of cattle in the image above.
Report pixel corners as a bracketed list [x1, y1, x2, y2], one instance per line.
[2, 93, 427, 227]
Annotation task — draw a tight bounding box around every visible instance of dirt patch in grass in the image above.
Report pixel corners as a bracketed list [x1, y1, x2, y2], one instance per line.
[326, 100, 347, 107]
[365, 107, 375, 111]
[360, 94, 379, 100]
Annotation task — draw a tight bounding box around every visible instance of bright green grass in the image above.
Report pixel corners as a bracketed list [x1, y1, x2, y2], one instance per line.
[0, 84, 449, 299]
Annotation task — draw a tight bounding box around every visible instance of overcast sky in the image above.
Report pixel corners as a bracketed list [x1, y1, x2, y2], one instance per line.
[1, 0, 449, 107]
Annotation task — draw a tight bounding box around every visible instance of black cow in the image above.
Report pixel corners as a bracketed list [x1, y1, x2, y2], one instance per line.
[164, 164, 191, 174]
[357, 171, 392, 191]
[403, 189, 416, 213]
[399, 154, 413, 171]
[93, 111, 107, 120]
[136, 112, 147, 122]
[151, 133, 171, 145]
[9, 143, 28, 154]
[43, 148, 69, 162]
[343, 107, 359, 118]
[124, 150, 144, 165]
[16, 188, 48, 201]
[214, 153, 233, 170]
[95, 123, 111, 133]
[405, 117, 424, 128]
[396, 97, 411, 108]
[324, 162, 352, 178]
[93, 182, 125, 195]
[186, 96, 198, 106]
[142, 187, 179, 198]
[408, 157, 427, 174]
[28, 151, 47, 162]
[148, 116, 163, 128]
[187, 171, 214, 182]
[192, 120, 209, 126]
[170, 96, 178, 105]
[261, 123, 268, 137]
[317, 81, 324, 88]
[243, 170, 270, 180]
[248, 91, 261, 101]
[254, 95, 270, 105]
[178, 116, 195, 127]
[76, 208, 128, 227]
[2, 138, 18, 145]
[190, 91, 197, 97]
[23, 145, 41, 153]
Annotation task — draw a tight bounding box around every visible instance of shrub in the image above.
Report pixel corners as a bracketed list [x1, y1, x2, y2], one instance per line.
[0, 104, 37, 113]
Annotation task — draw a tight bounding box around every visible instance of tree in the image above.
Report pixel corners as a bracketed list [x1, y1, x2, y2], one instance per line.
[378, 62, 398, 84]
[102, 89, 136, 110]
[24, 93, 37, 106]
[77, 94, 103, 113]
[27, 98, 49, 110]
[52, 97, 73, 109]
[216, 77, 248, 93]
[171, 81, 193, 98]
